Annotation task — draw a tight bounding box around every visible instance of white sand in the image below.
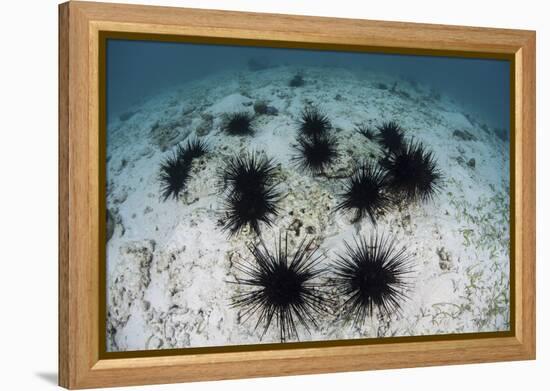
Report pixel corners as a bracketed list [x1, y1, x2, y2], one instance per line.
[105, 65, 510, 352]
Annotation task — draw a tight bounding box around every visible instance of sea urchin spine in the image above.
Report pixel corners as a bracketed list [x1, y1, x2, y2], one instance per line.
[220, 153, 281, 236]
[331, 234, 412, 327]
[335, 162, 392, 224]
[293, 106, 338, 174]
[298, 106, 331, 139]
[230, 233, 328, 342]
[177, 138, 209, 162]
[159, 138, 209, 202]
[292, 135, 339, 175]
[158, 150, 192, 201]
[222, 112, 255, 136]
[383, 139, 443, 203]
[356, 123, 376, 141]
[376, 121, 406, 154]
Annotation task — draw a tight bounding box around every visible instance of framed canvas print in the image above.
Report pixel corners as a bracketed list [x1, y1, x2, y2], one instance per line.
[58, 1, 536, 389]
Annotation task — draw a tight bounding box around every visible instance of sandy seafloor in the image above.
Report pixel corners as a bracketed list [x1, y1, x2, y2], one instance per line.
[105, 65, 510, 352]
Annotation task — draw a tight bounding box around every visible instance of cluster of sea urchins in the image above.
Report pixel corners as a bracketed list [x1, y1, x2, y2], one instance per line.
[292, 106, 339, 174]
[336, 121, 443, 225]
[228, 116, 441, 340]
[155, 103, 441, 341]
[377, 122, 443, 203]
[219, 152, 282, 236]
[230, 231, 412, 341]
[158, 138, 209, 201]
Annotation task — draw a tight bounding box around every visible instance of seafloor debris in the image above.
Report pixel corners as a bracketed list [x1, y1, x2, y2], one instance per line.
[436, 247, 453, 271]
[108, 240, 156, 332]
[106, 65, 510, 350]
[149, 117, 191, 151]
[453, 129, 478, 142]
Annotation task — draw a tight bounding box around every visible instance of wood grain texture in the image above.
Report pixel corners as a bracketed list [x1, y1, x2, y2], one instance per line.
[58, 3, 70, 387]
[58, 1, 536, 388]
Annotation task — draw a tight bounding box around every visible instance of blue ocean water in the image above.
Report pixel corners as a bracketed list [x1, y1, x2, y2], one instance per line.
[106, 39, 510, 137]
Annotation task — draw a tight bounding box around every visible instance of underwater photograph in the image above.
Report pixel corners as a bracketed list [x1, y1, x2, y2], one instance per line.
[104, 38, 511, 352]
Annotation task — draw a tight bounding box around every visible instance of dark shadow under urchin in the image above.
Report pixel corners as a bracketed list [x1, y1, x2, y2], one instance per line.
[292, 135, 339, 175]
[298, 106, 331, 139]
[331, 234, 413, 327]
[335, 162, 393, 224]
[158, 150, 192, 201]
[222, 112, 255, 136]
[230, 233, 329, 342]
[219, 153, 281, 236]
[376, 121, 406, 154]
[382, 139, 443, 203]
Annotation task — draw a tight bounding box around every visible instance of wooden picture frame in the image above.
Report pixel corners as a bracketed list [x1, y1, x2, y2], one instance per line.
[58, 1, 536, 389]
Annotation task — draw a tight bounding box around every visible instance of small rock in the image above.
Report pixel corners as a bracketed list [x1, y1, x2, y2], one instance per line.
[467, 158, 476, 168]
[106, 209, 115, 242]
[112, 189, 128, 204]
[146, 336, 163, 349]
[436, 247, 452, 271]
[247, 57, 270, 71]
[289, 74, 305, 87]
[453, 129, 477, 142]
[141, 300, 151, 311]
[139, 146, 154, 158]
[150, 118, 191, 151]
[196, 113, 213, 136]
[182, 105, 196, 115]
[119, 110, 138, 122]
[289, 219, 303, 236]
[253, 100, 278, 116]
[114, 158, 127, 174]
[253, 100, 268, 115]
[108, 240, 156, 329]
[265, 106, 278, 116]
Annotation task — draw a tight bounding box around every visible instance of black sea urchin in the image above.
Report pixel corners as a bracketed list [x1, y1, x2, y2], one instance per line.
[298, 106, 331, 139]
[376, 121, 406, 154]
[356, 123, 376, 141]
[222, 112, 255, 136]
[177, 138, 209, 162]
[230, 234, 328, 341]
[220, 153, 278, 194]
[159, 150, 191, 201]
[220, 153, 281, 236]
[383, 139, 443, 203]
[293, 135, 339, 174]
[335, 162, 392, 224]
[331, 234, 412, 326]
